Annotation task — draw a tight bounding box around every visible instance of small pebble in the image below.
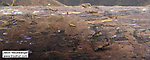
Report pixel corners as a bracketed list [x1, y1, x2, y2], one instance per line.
[29, 42, 34, 45]
[2, 33, 7, 35]
[110, 10, 114, 12]
[26, 37, 32, 40]
[5, 41, 8, 43]
[48, 3, 51, 6]
[29, 43, 32, 45]
[27, 50, 32, 54]
[17, 41, 19, 43]
[112, 35, 117, 38]
[30, 21, 38, 25]
[129, 24, 137, 26]
[114, 19, 118, 21]
[32, 11, 39, 14]
[19, 42, 22, 44]
[14, 12, 23, 14]
[24, 40, 27, 42]
[57, 30, 61, 32]
[142, 8, 147, 12]
[20, 40, 23, 42]
[96, 27, 99, 29]
[108, 56, 112, 58]
[24, 36, 27, 37]
[0, 39, 3, 41]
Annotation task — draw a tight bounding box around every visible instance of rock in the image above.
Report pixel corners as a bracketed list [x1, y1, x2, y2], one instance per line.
[28, 29, 36, 33]
[0, 39, 3, 41]
[57, 30, 61, 33]
[129, 23, 137, 26]
[69, 24, 76, 27]
[85, 10, 98, 14]
[26, 37, 32, 40]
[80, 3, 91, 8]
[57, 30, 65, 33]
[5, 41, 8, 43]
[41, 32, 49, 35]
[48, 3, 51, 6]
[30, 21, 38, 25]
[61, 12, 81, 15]
[2, 33, 7, 35]
[92, 31, 102, 38]
[17, 20, 25, 22]
[112, 35, 117, 38]
[138, 29, 146, 32]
